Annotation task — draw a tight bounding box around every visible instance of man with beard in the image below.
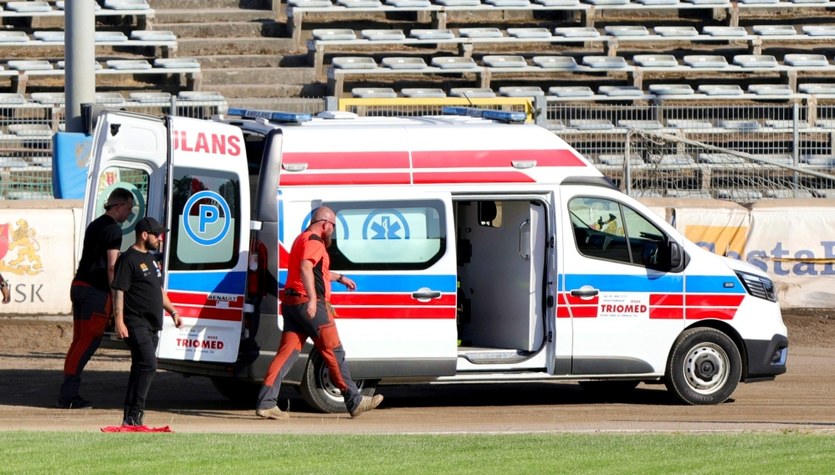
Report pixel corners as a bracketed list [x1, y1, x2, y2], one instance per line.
[255, 206, 383, 420]
[112, 217, 182, 426]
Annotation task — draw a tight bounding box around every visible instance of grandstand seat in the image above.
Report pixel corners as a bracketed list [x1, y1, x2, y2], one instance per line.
[499, 86, 544, 97]
[604, 26, 650, 37]
[7, 60, 53, 71]
[385, 0, 432, 6]
[784, 54, 829, 67]
[718, 119, 760, 130]
[582, 56, 629, 69]
[401, 87, 446, 97]
[0, 32, 29, 43]
[431, 57, 478, 69]
[449, 87, 496, 97]
[485, 0, 532, 5]
[332, 57, 378, 69]
[654, 154, 696, 166]
[698, 84, 743, 95]
[649, 84, 695, 95]
[669, 120, 714, 130]
[801, 25, 835, 36]
[459, 28, 503, 39]
[55, 61, 103, 70]
[337, 0, 383, 7]
[129, 92, 172, 103]
[287, 0, 333, 6]
[29, 92, 65, 105]
[482, 55, 528, 68]
[799, 83, 835, 94]
[507, 28, 552, 39]
[569, 119, 614, 130]
[534, 0, 580, 4]
[684, 55, 728, 68]
[8, 124, 52, 137]
[739, 0, 779, 3]
[362, 29, 406, 41]
[636, 0, 678, 4]
[0, 93, 26, 105]
[748, 84, 793, 96]
[410, 29, 455, 40]
[533, 56, 578, 69]
[106, 59, 152, 70]
[733, 55, 778, 68]
[177, 91, 225, 104]
[789, 0, 827, 3]
[130, 30, 176, 42]
[312, 29, 357, 40]
[597, 153, 643, 166]
[585, 0, 628, 4]
[554, 27, 600, 38]
[618, 119, 663, 129]
[765, 119, 809, 129]
[752, 25, 796, 36]
[598, 85, 643, 97]
[703, 26, 747, 37]
[381, 57, 428, 69]
[654, 26, 698, 37]
[684, 0, 727, 4]
[548, 86, 594, 97]
[633, 55, 679, 67]
[95, 92, 126, 106]
[436, 0, 481, 4]
[6, 1, 52, 13]
[154, 58, 200, 69]
[104, 0, 151, 9]
[351, 87, 398, 98]
[697, 153, 746, 164]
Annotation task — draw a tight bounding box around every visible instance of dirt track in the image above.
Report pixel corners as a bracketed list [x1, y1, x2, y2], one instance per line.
[0, 313, 833, 434]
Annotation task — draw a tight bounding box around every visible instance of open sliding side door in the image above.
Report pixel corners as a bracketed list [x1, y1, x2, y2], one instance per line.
[156, 116, 251, 363]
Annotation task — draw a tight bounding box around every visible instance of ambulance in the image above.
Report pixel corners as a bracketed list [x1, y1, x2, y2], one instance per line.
[84, 107, 788, 412]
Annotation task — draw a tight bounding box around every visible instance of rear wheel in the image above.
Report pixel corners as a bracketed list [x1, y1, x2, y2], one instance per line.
[300, 350, 378, 413]
[665, 327, 741, 405]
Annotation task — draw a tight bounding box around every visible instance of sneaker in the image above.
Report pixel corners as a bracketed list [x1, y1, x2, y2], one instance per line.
[349, 394, 384, 418]
[255, 406, 289, 420]
[55, 396, 93, 409]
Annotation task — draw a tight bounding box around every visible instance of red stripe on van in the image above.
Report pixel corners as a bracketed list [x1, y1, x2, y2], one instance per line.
[279, 172, 412, 186]
[649, 307, 684, 319]
[334, 306, 457, 319]
[331, 293, 456, 306]
[282, 151, 410, 169]
[650, 293, 684, 306]
[685, 307, 738, 320]
[568, 305, 598, 318]
[412, 149, 586, 168]
[413, 171, 535, 184]
[685, 294, 745, 307]
[175, 305, 243, 321]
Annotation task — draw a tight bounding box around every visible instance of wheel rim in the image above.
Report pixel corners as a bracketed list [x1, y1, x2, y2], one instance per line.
[683, 342, 729, 395]
[316, 365, 345, 404]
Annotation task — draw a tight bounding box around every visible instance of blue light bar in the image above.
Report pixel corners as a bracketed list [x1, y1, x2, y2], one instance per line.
[441, 107, 526, 123]
[227, 108, 312, 123]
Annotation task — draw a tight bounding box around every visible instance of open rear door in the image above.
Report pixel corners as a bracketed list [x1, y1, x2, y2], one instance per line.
[82, 111, 167, 253]
[156, 116, 250, 363]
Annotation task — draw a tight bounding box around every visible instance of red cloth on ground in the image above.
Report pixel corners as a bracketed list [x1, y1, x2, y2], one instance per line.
[100, 425, 172, 433]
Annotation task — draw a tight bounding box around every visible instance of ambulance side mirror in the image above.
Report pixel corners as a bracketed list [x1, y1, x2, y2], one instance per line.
[642, 240, 683, 271]
[669, 241, 683, 269]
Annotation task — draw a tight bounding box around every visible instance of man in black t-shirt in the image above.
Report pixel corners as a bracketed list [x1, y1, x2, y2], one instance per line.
[58, 187, 134, 409]
[112, 217, 182, 427]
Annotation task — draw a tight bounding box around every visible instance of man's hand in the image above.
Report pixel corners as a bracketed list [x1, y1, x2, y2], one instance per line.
[172, 312, 183, 328]
[305, 298, 317, 319]
[116, 320, 129, 339]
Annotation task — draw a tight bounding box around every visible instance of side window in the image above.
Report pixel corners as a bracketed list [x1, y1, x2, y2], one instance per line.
[168, 168, 240, 271]
[568, 197, 665, 267]
[328, 200, 446, 270]
[94, 166, 149, 251]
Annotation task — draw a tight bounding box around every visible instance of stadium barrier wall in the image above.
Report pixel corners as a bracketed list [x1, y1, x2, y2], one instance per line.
[0, 199, 832, 314]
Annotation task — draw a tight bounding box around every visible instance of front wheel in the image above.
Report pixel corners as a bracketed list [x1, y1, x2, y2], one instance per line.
[665, 327, 742, 405]
[299, 350, 378, 413]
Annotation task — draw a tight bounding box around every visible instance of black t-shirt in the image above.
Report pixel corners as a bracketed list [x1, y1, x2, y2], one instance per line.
[74, 214, 122, 292]
[112, 247, 164, 331]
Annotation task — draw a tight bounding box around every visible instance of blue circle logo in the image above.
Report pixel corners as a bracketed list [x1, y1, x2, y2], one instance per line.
[362, 209, 410, 240]
[182, 191, 231, 246]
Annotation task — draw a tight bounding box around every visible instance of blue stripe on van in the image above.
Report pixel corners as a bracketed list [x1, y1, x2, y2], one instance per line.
[168, 271, 247, 294]
[685, 274, 744, 294]
[564, 274, 684, 292]
[278, 271, 457, 293]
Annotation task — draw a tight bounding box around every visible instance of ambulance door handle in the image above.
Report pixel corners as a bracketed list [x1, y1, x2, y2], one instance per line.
[412, 287, 442, 302]
[570, 286, 599, 298]
[518, 219, 531, 260]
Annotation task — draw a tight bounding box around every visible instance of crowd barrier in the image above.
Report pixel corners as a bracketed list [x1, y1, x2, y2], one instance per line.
[0, 198, 832, 314]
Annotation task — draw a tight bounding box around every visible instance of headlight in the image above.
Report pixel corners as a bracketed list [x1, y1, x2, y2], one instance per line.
[735, 271, 777, 302]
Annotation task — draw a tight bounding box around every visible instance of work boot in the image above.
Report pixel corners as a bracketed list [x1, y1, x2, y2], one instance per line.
[349, 394, 384, 418]
[55, 396, 93, 409]
[256, 406, 289, 420]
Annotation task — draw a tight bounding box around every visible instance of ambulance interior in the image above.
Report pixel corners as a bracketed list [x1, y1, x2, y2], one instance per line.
[454, 199, 547, 365]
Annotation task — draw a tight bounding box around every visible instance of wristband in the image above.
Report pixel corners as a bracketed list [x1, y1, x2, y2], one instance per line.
[337, 275, 345, 284]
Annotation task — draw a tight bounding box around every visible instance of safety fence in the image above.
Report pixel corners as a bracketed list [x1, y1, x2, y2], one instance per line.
[3, 96, 835, 201]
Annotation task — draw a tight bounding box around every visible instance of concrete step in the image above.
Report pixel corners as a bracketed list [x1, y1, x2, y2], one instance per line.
[151, 0, 272, 10]
[195, 54, 284, 69]
[201, 67, 316, 86]
[176, 37, 296, 56]
[153, 8, 276, 26]
[154, 20, 283, 39]
[207, 83, 326, 99]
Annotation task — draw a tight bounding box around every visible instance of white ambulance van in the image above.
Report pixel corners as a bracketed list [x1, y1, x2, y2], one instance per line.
[85, 107, 788, 412]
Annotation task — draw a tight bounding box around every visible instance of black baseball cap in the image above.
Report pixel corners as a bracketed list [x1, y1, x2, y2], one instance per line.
[136, 217, 169, 235]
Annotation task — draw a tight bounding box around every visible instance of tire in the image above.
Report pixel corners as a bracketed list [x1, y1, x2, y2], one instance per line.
[210, 377, 261, 407]
[299, 350, 378, 413]
[579, 380, 639, 400]
[665, 327, 742, 405]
